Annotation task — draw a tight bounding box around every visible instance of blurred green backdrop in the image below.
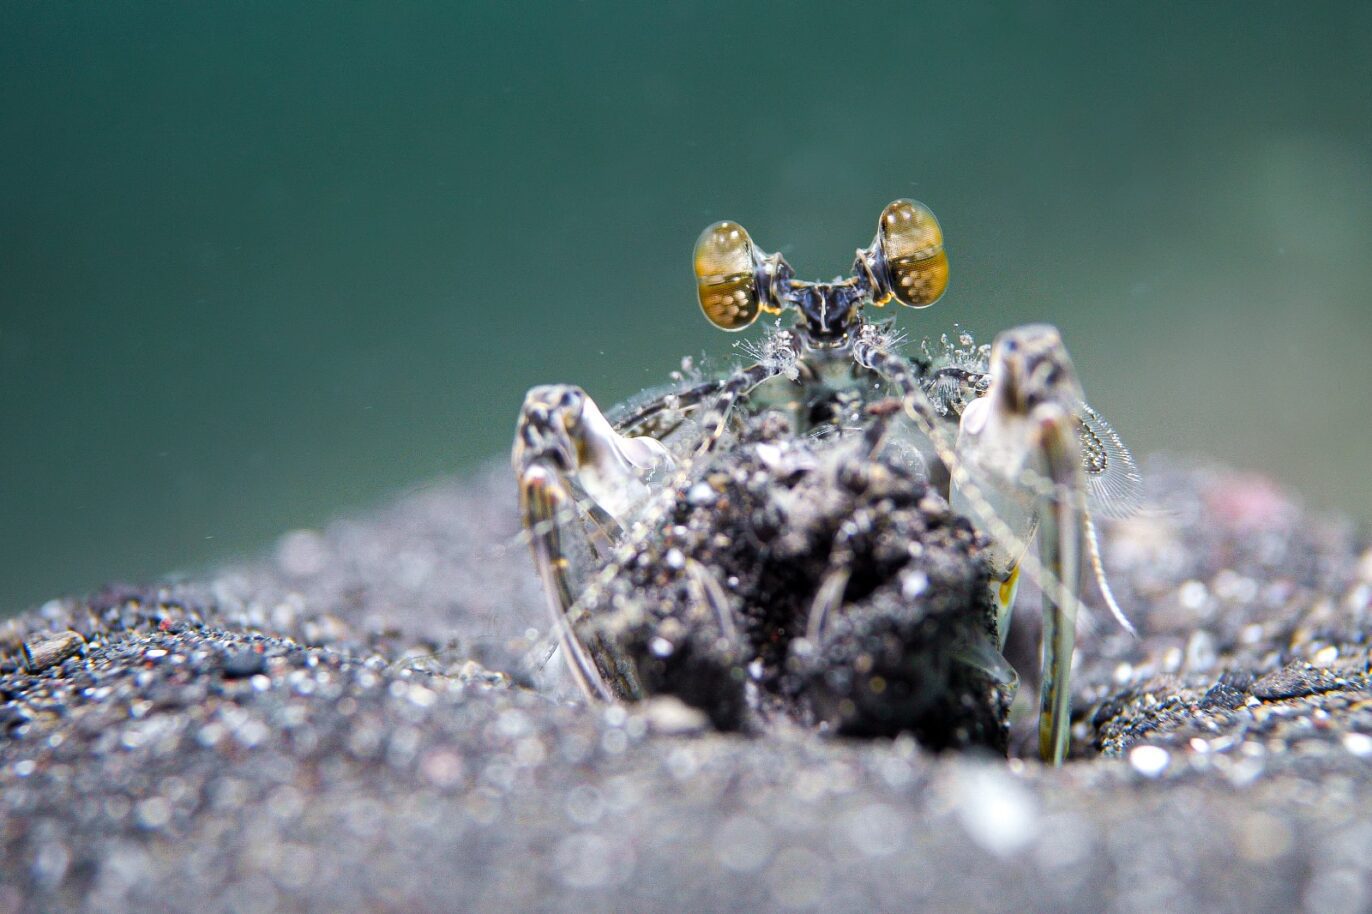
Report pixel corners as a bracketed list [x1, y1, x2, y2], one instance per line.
[3, 2, 1370, 613]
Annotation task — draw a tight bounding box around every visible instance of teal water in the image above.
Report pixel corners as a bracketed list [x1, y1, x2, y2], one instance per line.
[3, 2, 1371, 612]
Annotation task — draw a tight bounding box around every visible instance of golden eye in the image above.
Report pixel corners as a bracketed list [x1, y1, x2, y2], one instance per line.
[693, 220, 764, 331]
[877, 199, 948, 308]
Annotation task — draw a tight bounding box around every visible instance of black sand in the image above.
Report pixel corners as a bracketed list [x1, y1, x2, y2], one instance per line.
[2, 458, 1369, 914]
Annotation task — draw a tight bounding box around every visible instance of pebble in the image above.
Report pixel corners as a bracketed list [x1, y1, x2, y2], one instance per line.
[637, 696, 709, 736]
[686, 483, 716, 506]
[21, 631, 85, 672]
[1341, 732, 1372, 758]
[222, 650, 268, 679]
[1129, 745, 1171, 778]
[0, 706, 30, 736]
[953, 765, 1037, 857]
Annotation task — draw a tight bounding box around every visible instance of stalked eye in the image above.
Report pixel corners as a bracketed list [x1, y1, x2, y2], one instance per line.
[694, 221, 766, 331]
[876, 199, 948, 308]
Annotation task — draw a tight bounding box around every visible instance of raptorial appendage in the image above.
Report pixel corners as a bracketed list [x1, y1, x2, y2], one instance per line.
[512, 384, 675, 700]
[951, 325, 1109, 764]
[511, 353, 794, 706]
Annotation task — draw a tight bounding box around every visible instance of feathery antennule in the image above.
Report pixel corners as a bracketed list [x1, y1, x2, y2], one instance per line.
[919, 328, 992, 418]
[736, 323, 801, 380]
[859, 319, 910, 355]
[919, 327, 992, 371]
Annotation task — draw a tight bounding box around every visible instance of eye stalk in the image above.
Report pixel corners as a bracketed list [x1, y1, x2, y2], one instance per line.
[693, 221, 785, 331]
[855, 199, 949, 309]
[693, 199, 947, 339]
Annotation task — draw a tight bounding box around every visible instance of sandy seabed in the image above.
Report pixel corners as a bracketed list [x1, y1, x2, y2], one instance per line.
[1, 458, 1369, 914]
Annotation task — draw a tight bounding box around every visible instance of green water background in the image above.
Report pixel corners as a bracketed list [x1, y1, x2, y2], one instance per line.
[3, 2, 1371, 613]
